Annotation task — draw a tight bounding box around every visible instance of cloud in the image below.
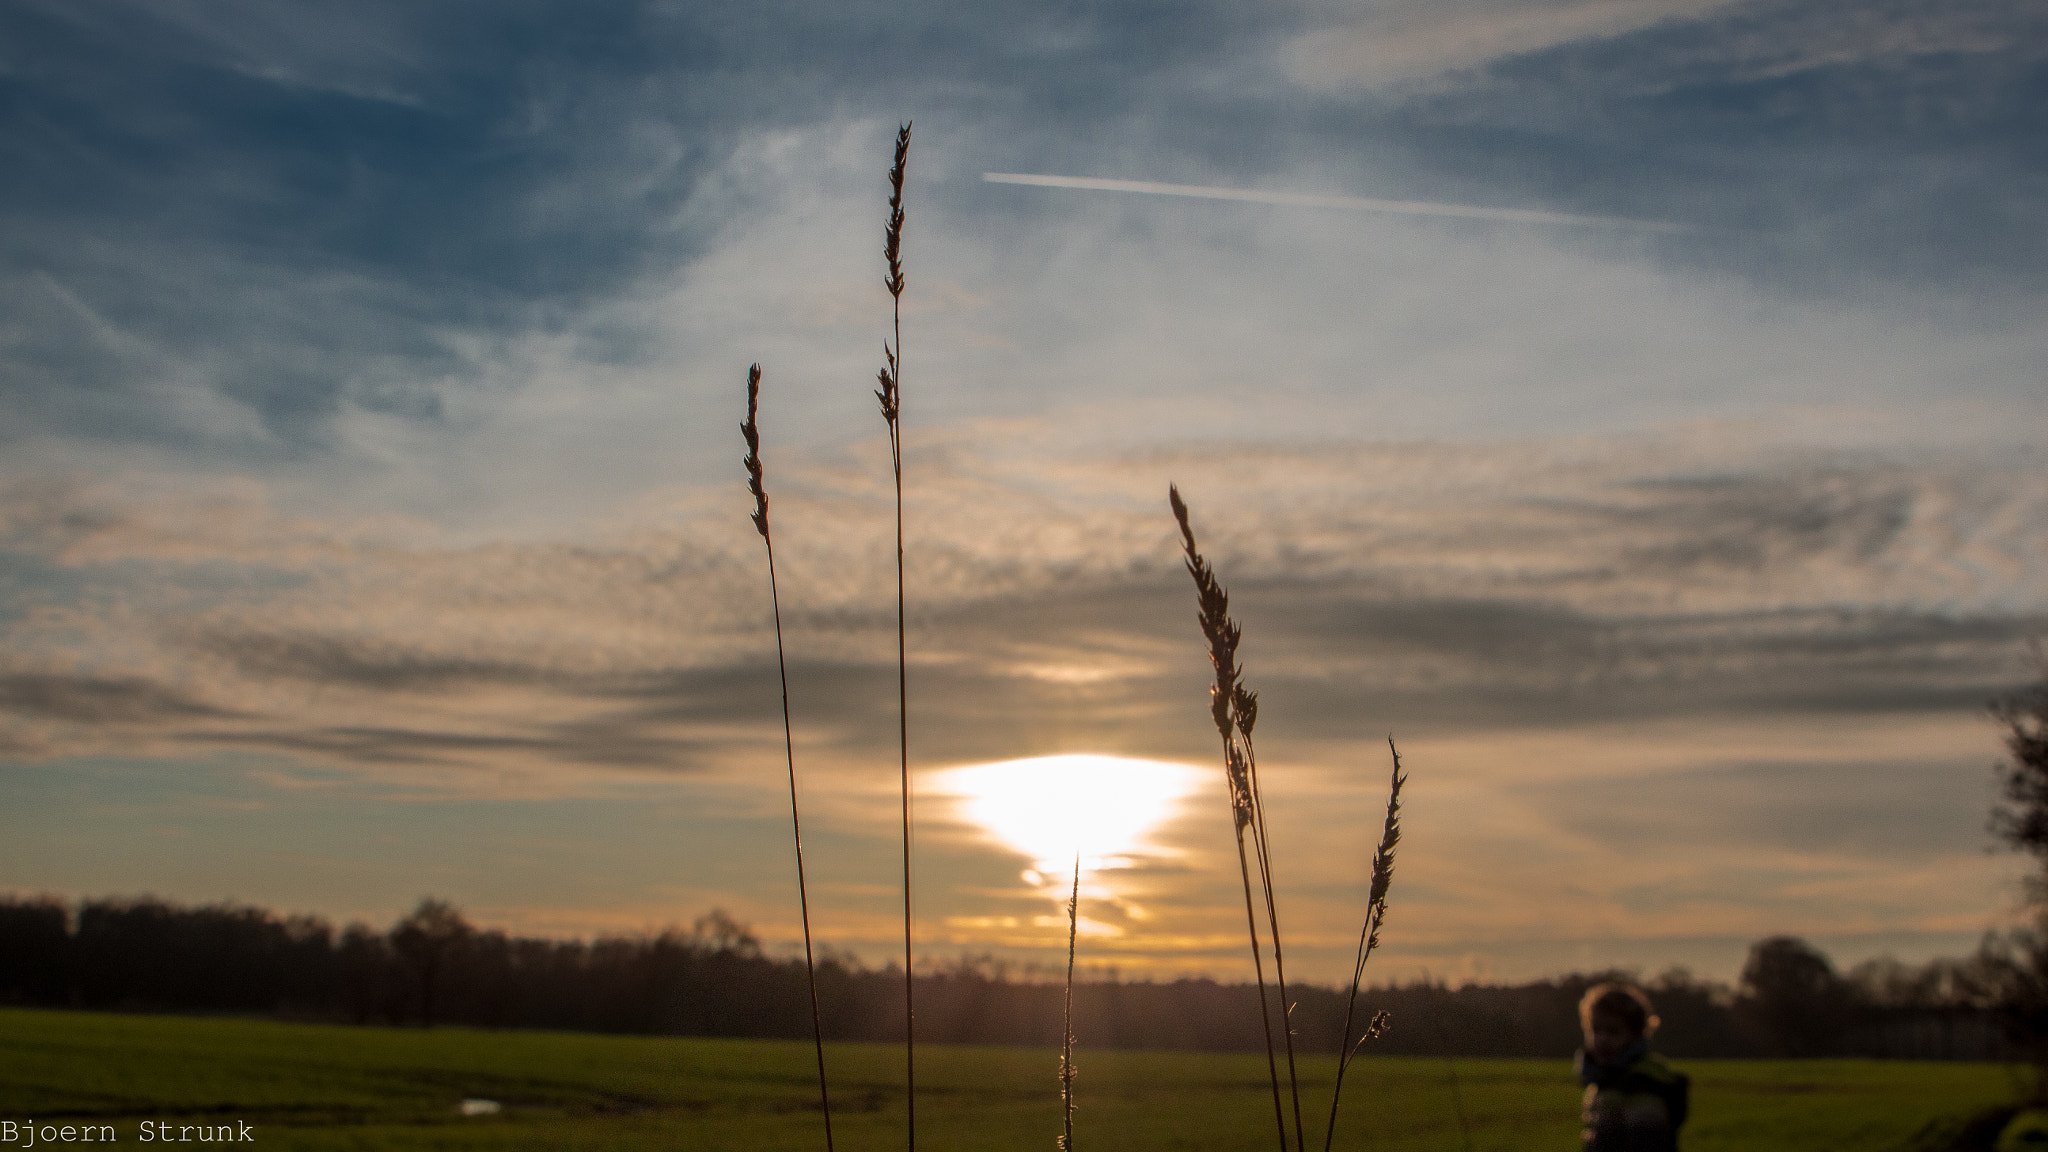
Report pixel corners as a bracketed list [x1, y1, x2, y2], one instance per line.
[1285, 0, 2039, 94]
[1, 426, 2038, 775]
[4, 0, 2043, 494]
[2, 425, 2035, 979]
[1369, 0, 2048, 287]
[1281, 0, 1743, 89]
[1528, 755, 1991, 860]
[0, 672, 236, 725]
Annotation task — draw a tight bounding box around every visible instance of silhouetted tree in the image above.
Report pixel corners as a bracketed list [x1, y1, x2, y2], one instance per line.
[1966, 923, 2048, 1099]
[1740, 935, 1851, 1056]
[71, 898, 311, 1012]
[1994, 667, 2048, 902]
[0, 894, 2016, 1058]
[336, 923, 395, 1024]
[0, 897, 69, 1004]
[1648, 967, 1748, 1056]
[390, 899, 472, 1027]
[1981, 665, 2048, 1093]
[692, 908, 762, 956]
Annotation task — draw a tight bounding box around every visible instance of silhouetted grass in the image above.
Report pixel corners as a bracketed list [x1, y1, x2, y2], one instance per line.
[1326, 742, 1404, 1151]
[743, 363, 835, 1151]
[876, 119, 915, 1152]
[1061, 854, 1080, 1152]
[742, 127, 1410, 1152]
[1171, 485, 1406, 1152]
[1170, 483, 1293, 1150]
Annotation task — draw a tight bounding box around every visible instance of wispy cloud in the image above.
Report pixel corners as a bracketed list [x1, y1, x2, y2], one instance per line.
[3, 425, 2038, 769]
[1281, 0, 1744, 89]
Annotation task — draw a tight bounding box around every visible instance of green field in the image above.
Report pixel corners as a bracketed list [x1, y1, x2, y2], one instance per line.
[0, 1007, 2023, 1150]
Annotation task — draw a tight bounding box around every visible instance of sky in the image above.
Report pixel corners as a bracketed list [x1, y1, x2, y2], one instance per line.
[2, 0, 2045, 987]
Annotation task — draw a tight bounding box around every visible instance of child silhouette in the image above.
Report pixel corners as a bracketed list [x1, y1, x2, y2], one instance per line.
[1575, 982, 1690, 1152]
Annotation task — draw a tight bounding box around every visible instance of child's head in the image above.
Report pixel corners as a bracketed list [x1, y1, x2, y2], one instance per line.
[1578, 982, 1659, 1063]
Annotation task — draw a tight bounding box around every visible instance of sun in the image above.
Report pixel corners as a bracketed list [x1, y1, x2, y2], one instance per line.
[931, 753, 1207, 874]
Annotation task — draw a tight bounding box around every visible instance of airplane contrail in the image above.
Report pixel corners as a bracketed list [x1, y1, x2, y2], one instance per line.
[983, 172, 1689, 233]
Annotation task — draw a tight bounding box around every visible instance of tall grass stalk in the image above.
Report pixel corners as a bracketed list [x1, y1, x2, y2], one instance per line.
[1059, 853, 1080, 1152]
[874, 121, 915, 1151]
[1236, 690, 1306, 1150]
[742, 364, 835, 1151]
[1169, 484, 1290, 1152]
[1323, 740, 1405, 1151]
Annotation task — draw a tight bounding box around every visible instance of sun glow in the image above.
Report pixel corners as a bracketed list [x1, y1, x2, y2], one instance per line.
[932, 753, 1207, 874]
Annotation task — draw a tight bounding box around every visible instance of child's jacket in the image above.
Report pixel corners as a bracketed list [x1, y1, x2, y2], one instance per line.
[1575, 1042, 1689, 1152]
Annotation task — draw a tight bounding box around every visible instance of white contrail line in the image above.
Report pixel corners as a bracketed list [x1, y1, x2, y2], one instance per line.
[983, 172, 1689, 233]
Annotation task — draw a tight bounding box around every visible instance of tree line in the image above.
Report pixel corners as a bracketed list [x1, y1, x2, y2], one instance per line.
[0, 892, 2027, 1060]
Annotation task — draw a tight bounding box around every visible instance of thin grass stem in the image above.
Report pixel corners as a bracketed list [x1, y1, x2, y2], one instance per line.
[876, 121, 914, 1152]
[1323, 739, 1405, 1152]
[1059, 853, 1080, 1152]
[742, 364, 835, 1152]
[1237, 708, 1305, 1151]
[1233, 808, 1291, 1151]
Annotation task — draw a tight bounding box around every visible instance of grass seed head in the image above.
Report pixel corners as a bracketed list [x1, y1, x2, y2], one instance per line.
[1169, 485, 1242, 742]
[1363, 741, 1406, 958]
[884, 123, 910, 299]
[1233, 685, 1258, 741]
[875, 343, 899, 424]
[742, 364, 769, 539]
[1370, 742, 1405, 913]
[1226, 742, 1254, 831]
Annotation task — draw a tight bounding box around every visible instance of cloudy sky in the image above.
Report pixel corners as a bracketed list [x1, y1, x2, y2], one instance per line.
[2, 0, 2044, 986]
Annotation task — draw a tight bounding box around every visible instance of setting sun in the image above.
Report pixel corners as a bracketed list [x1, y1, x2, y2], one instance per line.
[932, 754, 1208, 875]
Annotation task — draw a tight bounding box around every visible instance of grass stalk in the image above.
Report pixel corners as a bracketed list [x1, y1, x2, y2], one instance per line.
[1170, 484, 1291, 1152]
[1323, 739, 1405, 1152]
[874, 121, 914, 1152]
[742, 364, 835, 1152]
[1230, 790, 1289, 1152]
[1059, 853, 1080, 1152]
[1237, 693, 1305, 1150]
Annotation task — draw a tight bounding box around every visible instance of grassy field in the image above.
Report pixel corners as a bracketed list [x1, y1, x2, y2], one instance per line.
[0, 1007, 2023, 1150]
